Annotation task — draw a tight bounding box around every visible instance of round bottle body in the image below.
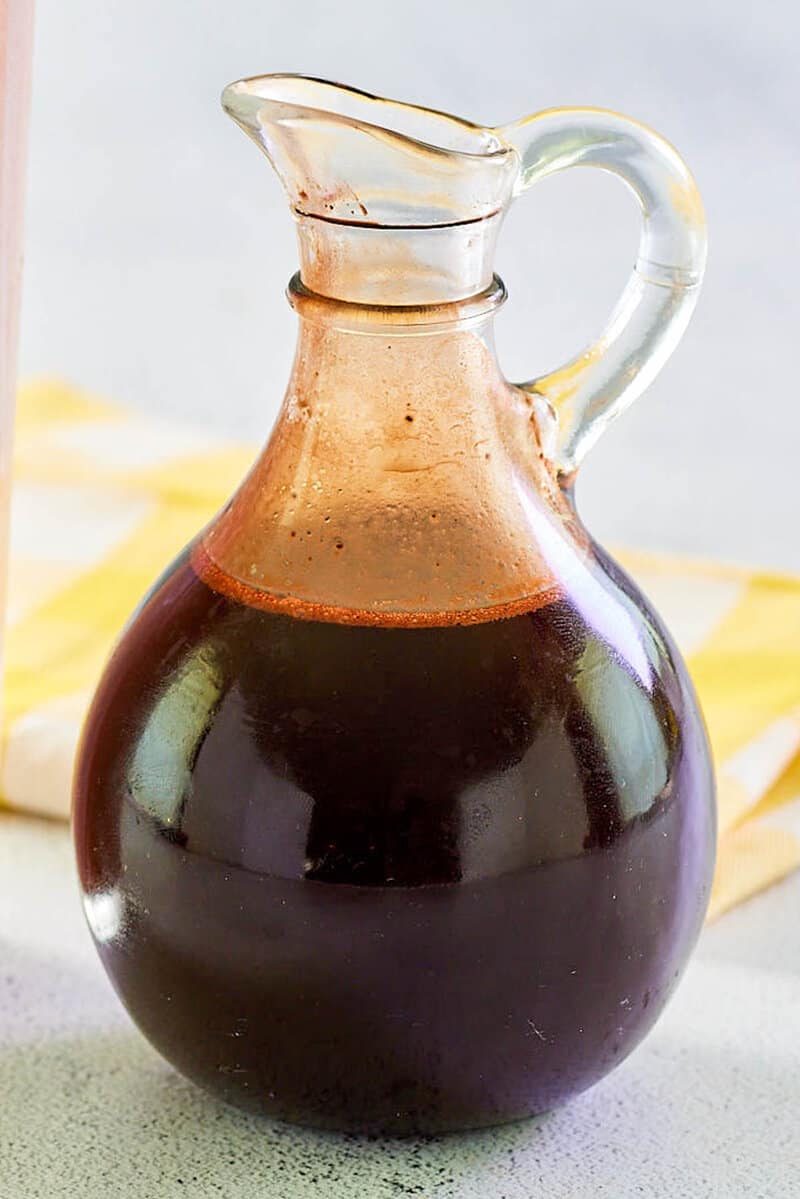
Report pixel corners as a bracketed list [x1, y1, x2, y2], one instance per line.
[74, 546, 715, 1135]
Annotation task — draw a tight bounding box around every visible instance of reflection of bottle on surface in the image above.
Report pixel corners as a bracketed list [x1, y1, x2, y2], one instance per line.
[0, 0, 34, 685]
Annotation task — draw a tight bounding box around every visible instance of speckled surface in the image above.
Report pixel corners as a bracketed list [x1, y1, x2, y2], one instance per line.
[1, 813, 798, 1197]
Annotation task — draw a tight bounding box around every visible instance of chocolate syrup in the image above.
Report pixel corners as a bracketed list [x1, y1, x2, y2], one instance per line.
[74, 548, 714, 1134]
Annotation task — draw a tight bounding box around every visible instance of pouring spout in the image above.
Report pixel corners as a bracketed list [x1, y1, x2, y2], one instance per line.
[221, 74, 518, 228]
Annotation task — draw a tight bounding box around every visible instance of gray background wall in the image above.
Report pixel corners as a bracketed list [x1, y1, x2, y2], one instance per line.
[18, 0, 800, 569]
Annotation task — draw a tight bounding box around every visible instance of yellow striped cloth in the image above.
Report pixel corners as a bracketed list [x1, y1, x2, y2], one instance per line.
[4, 379, 800, 919]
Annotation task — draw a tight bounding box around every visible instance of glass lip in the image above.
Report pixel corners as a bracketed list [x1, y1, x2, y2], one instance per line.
[286, 272, 507, 333]
[221, 73, 515, 163]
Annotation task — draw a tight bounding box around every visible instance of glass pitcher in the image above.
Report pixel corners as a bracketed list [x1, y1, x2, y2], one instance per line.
[73, 75, 715, 1135]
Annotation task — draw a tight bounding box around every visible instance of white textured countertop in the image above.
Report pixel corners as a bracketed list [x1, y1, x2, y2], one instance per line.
[1, 811, 797, 1198]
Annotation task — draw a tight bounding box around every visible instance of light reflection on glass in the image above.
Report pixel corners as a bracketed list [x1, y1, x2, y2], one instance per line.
[511, 468, 653, 690]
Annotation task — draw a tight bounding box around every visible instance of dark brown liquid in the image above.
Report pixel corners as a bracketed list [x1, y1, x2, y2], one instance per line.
[74, 549, 714, 1134]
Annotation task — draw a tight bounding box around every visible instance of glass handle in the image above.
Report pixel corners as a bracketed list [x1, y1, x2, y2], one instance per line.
[498, 109, 707, 476]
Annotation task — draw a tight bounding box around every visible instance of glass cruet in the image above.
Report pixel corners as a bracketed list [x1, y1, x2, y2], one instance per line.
[73, 74, 715, 1135]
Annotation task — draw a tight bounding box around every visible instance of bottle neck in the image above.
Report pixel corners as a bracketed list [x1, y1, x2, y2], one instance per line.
[287, 300, 505, 409]
[199, 284, 579, 623]
[294, 210, 504, 306]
